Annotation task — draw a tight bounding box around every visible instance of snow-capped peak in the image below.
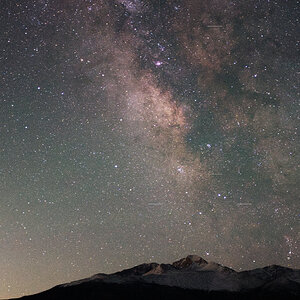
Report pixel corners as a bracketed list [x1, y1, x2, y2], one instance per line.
[172, 255, 208, 269]
[56, 255, 300, 298]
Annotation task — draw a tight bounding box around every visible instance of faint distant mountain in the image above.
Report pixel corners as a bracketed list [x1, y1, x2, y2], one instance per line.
[12, 255, 300, 300]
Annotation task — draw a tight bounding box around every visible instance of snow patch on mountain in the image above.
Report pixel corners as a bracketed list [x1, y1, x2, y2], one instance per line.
[60, 255, 300, 294]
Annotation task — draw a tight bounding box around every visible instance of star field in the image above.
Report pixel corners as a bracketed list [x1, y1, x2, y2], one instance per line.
[0, 0, 299, 298]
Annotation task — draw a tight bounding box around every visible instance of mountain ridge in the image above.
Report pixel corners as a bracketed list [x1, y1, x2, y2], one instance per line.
[11, 255, 300, 300]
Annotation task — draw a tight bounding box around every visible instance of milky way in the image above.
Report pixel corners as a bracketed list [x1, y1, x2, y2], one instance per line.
[0, 0, 299, 298]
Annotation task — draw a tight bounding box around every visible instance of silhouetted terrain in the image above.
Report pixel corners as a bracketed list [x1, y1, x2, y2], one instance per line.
[13, 255, 300, 300]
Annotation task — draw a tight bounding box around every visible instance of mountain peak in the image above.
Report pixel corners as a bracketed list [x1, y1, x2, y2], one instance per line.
[172, 255, 207, 269]
[12, 256, 300, 299]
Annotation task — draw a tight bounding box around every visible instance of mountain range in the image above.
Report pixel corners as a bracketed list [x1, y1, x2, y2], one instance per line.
[12, 255, 300, 299]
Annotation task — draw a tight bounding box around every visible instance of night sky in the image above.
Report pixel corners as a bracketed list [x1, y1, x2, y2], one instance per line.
[0, 0, 299, 298]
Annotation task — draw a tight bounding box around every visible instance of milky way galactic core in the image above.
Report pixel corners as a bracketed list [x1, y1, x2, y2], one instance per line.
[0, 0, 299, 298]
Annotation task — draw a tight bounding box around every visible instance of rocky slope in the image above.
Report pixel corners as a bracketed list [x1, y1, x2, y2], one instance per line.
[12, 255, 300, 300]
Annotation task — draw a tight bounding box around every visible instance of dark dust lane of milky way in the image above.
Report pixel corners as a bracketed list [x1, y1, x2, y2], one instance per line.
[0, 0, 299, 298]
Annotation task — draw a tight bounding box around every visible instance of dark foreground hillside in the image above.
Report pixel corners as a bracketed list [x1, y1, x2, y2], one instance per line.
[12, 255, 300, 300]
[15, 281, 299, 300]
